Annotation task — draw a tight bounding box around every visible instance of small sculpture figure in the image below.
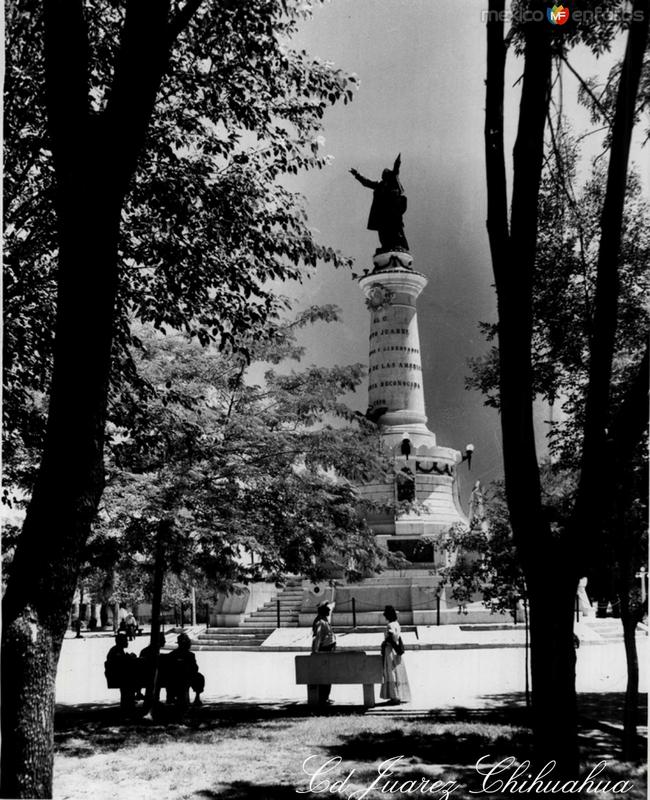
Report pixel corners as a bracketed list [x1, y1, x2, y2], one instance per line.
[350, 154, 409, 253]
[468, 480, 487, 531]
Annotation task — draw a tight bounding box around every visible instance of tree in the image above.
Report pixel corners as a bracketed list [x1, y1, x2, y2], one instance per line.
[482, 0, 648, 772]
[474, 119, 649, 758]
[2, 2, 357, 795]
[88, 315, 388, 604]
[441, 483, 526, 616]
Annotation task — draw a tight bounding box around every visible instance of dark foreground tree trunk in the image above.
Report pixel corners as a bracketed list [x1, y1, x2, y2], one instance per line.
[1, 190, 123, 797]
[483, 0, 580, 774]
[527, 572, 578, 770]
[1, 1, 182, 794]
[620, 597, 640, 761]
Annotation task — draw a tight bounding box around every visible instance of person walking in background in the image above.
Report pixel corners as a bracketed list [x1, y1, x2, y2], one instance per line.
[125, 612, 137, 641]
[311, 601, 336, 705]
[380, 605, 411, 705]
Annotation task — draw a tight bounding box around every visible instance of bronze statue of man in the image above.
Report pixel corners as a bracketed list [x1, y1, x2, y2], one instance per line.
[350, 154, 409, 253]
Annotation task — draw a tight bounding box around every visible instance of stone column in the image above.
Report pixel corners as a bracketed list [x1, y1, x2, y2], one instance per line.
[359, 252, 435, 444]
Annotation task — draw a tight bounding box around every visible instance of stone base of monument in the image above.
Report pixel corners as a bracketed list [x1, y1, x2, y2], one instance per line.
[298, 578, 524, 627]
[372, 249, 414, 271]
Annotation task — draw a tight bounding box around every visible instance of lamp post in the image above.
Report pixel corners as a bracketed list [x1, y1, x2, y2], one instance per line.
[462, 443, 475, 470]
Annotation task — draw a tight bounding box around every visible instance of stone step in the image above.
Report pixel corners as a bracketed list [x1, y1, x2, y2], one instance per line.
[198, 639, 268, 647]
[198, 633, 265, 641]
[193, 645, 266, 652]
[245, 609, 298, 621]
[205, 627, 275, 634]
[241, 622, 298, 628]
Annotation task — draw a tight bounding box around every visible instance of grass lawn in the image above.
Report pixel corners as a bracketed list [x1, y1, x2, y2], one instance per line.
[54, 704, 647, 800]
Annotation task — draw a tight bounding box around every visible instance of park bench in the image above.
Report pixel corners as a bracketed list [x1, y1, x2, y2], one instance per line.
[295, 650, 383, 707]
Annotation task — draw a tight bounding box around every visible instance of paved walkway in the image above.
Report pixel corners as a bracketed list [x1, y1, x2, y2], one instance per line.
[57, 633, 647, 717]
[259, 619, 630, 650]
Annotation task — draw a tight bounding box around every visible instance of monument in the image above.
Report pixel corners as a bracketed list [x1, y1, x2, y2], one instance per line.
[298, 157, 477, 626]
[352, 155, 469, 560]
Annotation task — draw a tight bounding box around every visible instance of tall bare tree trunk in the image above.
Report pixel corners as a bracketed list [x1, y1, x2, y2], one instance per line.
[484, 0, 580, 774]
[483, 0, 649, 775]
[610, 347, 649, 761]
[574, 0, 649, 548]
[1, 2, 179, 794]
[620, 595, 640, 760]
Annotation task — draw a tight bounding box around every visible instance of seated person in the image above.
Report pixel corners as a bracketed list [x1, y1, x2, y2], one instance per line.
[139, 633, 169, 699]
[104, 633, 138, 710]
[166, 632, 205, 707]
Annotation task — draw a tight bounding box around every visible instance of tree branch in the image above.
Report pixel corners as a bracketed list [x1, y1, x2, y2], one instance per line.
[561, 54, 613, 126]
[484, 0, 510, 278]
[168, 0, 204, 44]
[43, 0, 90, 176]
[574, 0, 650, 549]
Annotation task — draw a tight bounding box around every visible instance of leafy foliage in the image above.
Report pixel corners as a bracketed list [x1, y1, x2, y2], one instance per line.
[441, 484, 525, 613]
[468, 129, 649, 465]
[82, 313, 388, 602]
[3, 0, 357, 497]
[440, 469, 578, 612]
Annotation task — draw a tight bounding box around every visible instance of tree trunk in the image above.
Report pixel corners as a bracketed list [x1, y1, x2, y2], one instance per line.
[191, 585, 197, 627]
[574, 0, 649, 550]
[527, 572, 578, 771]
[620, 595, 639, 761]
[483, 2, 579, 773]
[609, 349, 649, 762]
[1, 2, 183, 793]
[143, 521, 168, 712]
[1, 191, 123, 797]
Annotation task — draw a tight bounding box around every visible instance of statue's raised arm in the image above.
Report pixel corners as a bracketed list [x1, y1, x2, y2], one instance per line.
[349, 155, 409, 254]
[349, 168, 379, 190]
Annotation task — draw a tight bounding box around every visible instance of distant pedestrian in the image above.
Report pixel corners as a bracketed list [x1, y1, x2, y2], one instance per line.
[125, 612, 137, 641]
[74, 618, 83, 639]
[380, 605, 411, 705]
[311, 601, 336, 705]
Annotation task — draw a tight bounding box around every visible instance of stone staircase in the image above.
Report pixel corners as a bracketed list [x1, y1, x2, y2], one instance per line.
[193, 582, 303, 651]
[241, 582, 302, 629]
[582, 617, 649, 641]
[193, 627, 273, 651]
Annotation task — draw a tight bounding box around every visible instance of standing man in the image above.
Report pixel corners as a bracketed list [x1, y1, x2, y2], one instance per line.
[311, 601, 336, 705]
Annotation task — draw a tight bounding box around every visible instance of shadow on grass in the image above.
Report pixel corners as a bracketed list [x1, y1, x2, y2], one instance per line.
[577, 692, 648, 730]
[192, 784, 297, 799]
[55, 691, 647, 770]
[54, 700, 377, 756]
[328, 719, 532, 766]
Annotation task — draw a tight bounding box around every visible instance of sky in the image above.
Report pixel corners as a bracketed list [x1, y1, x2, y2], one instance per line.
[271, 0, 638, 505]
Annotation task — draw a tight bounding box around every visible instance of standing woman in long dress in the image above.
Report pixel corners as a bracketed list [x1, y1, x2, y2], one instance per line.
[380, 605, 411, 704]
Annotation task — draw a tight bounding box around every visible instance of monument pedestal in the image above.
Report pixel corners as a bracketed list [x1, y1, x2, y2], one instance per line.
[326, 250, 475, 623]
